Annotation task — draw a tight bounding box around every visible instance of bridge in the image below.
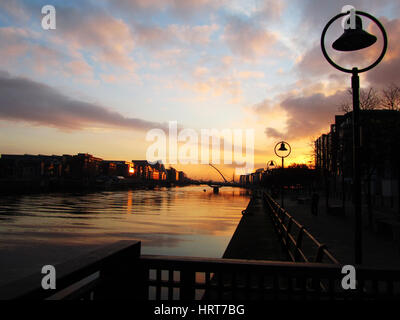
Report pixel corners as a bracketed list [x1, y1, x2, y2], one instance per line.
[207, 164, 238, 193]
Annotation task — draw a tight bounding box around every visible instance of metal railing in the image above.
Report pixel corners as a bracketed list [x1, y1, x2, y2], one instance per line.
[263, 192, 339, 264]
[2, 240, 400, 300]
[139, 255, 400, 301]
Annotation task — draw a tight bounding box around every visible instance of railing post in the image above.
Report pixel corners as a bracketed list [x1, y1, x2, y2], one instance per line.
[285, 217, 293, 246]
[97, 242, 141, 299]
[135, 260, 149, 300]
[295, 227, 304, 262]
[314, 244, 327, 263]
[180, 270, 195, 301]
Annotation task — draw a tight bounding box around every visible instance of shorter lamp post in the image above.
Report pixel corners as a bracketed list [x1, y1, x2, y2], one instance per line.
[266, 160, 277, 172]
[266, 160, 277, 195]
[274, 141, 291, 208]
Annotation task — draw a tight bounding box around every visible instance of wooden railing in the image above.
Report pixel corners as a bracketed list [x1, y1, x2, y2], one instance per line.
[2, 240, 400, 300]
[263, 192, 339, 264]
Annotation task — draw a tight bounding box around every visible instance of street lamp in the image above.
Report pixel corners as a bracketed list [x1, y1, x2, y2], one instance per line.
[321, 10, 387, 265]
[274, 141, 291, 208]
[266, 160, 277, 171]
[265, 160, 277, 196]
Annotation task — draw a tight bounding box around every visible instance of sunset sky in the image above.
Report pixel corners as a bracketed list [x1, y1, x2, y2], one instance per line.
[0, 0, 399, 180]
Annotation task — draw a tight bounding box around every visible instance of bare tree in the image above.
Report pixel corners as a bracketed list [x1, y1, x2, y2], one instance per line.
[339, 96, 351, 113]
[339, 87, 381, 112]
[381, 84, 400, 110]
[361, 87, 381, 110]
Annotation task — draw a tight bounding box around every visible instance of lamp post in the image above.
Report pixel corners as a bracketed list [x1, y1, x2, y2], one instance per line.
[321, 11, 387, 265]
[266, 160, 277, 196]
[266, 160, 277, 172]
[274, 141, 291, 208]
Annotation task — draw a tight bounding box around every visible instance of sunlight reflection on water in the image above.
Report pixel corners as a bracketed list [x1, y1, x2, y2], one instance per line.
[0, 185, 250, 285]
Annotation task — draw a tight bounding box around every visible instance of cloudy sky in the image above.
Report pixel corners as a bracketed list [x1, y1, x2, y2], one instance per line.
[0, 0, 399, 180]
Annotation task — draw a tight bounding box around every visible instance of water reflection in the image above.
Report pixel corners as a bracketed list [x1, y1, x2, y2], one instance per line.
[126, 190, 133, 214]
[0, 186, 249, 285]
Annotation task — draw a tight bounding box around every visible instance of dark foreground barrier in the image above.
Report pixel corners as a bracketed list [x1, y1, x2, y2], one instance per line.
[1, 240, 400, 300]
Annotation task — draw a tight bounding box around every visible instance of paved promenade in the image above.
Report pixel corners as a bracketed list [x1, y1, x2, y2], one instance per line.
[282, 192, 400, 268]
[222, 195, 287, 261]
[203, 195, 287, 299]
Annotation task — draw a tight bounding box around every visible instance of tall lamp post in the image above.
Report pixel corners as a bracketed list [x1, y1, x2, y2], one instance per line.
[321, 10, 387, 265]
[274, 141, 291, 208]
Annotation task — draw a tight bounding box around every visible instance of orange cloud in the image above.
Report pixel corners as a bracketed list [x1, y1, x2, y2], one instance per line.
[222, 16, 279, 59]
[179, 76, 242, 103]
[365, 18, 400, 87]
[264, 90, 347, 140]
[66, 60, 93, 77]
[55, 7, 136, 72]
[237, 71, 264, 79]
[111, 0, 227, 17]
[0, 27, 33, 63]
[134, 23, 218, 48]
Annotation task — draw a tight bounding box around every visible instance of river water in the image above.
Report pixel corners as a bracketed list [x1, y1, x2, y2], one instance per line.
[0, 185, 249, 286]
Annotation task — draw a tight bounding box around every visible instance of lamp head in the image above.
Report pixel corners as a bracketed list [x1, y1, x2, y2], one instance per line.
[278, 142, 288, 151]
[332, 15, 377, 51]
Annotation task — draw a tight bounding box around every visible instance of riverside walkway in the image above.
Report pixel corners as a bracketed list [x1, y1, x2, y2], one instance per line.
[282, 192, 400, 268]
[200, 194, 288, 299]
[222, 193, 287, 261]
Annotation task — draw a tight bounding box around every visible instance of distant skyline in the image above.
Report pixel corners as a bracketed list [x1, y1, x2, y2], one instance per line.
[0, 0, 399, 180]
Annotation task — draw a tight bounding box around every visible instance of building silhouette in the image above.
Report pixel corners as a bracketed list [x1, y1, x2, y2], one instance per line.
[315, 110, 400, 214]
[0, 154, 189, 191]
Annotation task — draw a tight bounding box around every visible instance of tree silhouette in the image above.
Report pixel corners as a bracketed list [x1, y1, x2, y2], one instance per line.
[381, 84, 400, 111]
[339, 87, 381, 112]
